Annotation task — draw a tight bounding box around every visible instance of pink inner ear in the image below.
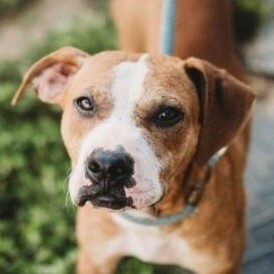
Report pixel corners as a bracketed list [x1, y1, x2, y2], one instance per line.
[32, 63, 73, 103]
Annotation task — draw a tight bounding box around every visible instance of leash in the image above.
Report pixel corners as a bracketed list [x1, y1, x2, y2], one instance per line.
[160, 0, 176, 55]
[120, 147, 227, 226]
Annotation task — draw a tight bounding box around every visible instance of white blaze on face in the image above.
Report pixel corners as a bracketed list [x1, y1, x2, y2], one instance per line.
[69, 55, 163, 209]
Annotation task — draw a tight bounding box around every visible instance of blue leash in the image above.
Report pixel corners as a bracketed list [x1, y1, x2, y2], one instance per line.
[160, 0, 176, 55]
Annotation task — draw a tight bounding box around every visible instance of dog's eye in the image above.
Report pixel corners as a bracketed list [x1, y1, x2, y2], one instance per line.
[74, 96, 94, 115]
[153, 106, 183, 128]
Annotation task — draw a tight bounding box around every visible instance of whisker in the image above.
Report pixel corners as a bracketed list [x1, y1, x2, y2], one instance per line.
[63, 168, 76, 211]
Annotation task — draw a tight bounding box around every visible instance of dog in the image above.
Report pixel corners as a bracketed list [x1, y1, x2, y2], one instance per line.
[12, 47, 255, 274]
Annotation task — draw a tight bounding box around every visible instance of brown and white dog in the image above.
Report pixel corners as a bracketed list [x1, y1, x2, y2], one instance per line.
[13, 47, 255, 274]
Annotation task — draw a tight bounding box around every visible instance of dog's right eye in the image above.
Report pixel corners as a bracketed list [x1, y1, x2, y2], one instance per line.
[153, 106, 184, 128]
[74, 96, 94, 116]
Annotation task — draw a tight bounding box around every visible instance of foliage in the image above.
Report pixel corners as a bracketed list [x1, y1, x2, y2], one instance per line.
[117, 258, 191, 274]
[0, 81, 76, 274]
[25, 19, 116, 65]
[0, 0, 35, 17]
[232, 0, 267, 44]
[0, 19, 115, 274]
[0, 75, 80, 273]
[0, 60, 22, 83]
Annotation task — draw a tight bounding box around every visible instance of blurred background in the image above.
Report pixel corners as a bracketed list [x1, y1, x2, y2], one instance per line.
[0, 0, 273, 273]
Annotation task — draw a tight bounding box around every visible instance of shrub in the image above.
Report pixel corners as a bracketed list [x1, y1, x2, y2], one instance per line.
[0, 80, 76, 274]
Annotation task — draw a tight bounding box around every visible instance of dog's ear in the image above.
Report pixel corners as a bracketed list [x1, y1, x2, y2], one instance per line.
[11, 47, 89, 106]
[184, 57, 255, 165]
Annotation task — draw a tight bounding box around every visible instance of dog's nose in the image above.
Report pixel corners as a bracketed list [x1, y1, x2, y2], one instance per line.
[85, 149, 134, 186]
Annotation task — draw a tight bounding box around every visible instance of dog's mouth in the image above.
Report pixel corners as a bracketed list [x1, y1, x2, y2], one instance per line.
[76, 185, 134, 210]
[90, 194, 133, 209]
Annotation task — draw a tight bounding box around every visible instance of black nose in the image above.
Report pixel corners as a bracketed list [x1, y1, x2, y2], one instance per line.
[85, 148, 134, 187]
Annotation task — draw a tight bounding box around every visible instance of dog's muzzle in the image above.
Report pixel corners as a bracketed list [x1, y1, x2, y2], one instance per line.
[77, 148, 136, 209]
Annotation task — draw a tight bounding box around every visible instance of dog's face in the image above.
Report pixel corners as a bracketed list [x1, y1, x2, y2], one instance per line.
[61, 52, 201, 210]
[13, 47, 255, 211]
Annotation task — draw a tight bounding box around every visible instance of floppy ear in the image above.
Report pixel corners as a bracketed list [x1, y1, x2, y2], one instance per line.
[184, 57, 255, 165]
[11, 47, 89, 106]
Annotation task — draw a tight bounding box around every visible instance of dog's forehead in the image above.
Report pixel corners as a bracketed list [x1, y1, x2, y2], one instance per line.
[75, 52, 186, 89]
[68, 51, 194, 109]
[80, 51, 144, 80]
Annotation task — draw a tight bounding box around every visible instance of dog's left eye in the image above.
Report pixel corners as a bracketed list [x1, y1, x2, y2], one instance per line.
[74, 96, 94, 115]
[153, 106, 183, 128]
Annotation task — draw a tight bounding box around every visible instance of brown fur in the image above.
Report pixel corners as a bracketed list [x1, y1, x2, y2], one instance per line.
[13, 47, 255, 274]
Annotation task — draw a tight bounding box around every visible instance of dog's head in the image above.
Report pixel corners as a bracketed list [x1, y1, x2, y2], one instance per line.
[13, 47, 255, 211]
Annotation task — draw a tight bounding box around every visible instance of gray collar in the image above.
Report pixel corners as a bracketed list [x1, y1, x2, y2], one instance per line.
[121, 204, 196, 226]
[120, 147, 227, 226]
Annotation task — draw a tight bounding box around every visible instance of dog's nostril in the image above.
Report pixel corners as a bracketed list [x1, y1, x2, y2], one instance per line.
[88, 160, 101, 174]
[109, 163, 128, 179]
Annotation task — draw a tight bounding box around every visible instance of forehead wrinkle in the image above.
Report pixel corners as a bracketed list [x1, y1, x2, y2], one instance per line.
[110, 54, 149, 120]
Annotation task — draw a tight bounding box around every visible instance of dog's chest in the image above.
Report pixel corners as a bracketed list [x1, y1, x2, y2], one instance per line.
[124, 228, 189, 265]
[108, 216, 228, 274]
[111, 215, 195, 266]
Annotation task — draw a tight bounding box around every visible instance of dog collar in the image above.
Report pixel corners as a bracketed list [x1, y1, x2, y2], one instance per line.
[120, 147, 227, 226]
[121, 204, 196, 226]
[206, 147, 227, 169]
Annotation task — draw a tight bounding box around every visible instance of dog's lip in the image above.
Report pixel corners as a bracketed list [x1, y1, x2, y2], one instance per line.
[95, 194, 116, 205]
[77, 192, 131, 210]
[93, 195, 122, 208]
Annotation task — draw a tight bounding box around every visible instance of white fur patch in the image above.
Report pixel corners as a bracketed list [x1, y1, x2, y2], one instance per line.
[69, 55, 163, 208]
[108, 214, 228, 274]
